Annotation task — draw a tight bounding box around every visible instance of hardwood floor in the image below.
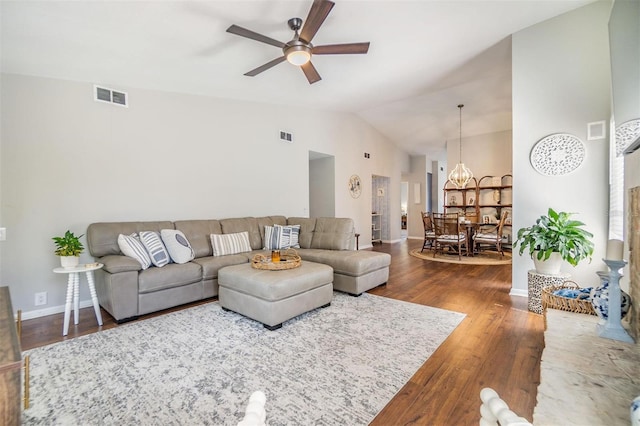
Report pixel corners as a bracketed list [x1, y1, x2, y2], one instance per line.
[19, 239, 545, 425]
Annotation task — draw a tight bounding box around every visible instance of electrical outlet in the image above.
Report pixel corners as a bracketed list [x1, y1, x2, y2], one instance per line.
[0, 227, 6, 241]
[35, 292, 47, 306]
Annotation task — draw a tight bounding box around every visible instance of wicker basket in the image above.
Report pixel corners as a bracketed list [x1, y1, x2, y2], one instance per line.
[542, 281, 596, 316]
[251, 249, 301, 271]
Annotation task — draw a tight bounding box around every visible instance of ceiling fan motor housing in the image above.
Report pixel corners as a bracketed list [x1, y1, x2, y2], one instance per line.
[288, 17, 303, 32]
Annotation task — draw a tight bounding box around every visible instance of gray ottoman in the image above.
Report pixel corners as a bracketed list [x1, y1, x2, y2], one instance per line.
[218, 261, 333, 330]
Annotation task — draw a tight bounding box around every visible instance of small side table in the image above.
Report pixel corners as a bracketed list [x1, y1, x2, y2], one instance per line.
[53, 263, 104, 336]
[527, 270, 570, 314]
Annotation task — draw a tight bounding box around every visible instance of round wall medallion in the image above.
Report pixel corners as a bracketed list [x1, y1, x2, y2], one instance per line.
[349, 174, 362, 198]
[530, 133, 586, 176]
[615, 118, 640, 157]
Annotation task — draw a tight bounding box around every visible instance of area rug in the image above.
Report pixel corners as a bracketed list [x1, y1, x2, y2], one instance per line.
[23, 293, 465, 425]
[410, 247, 512, 265]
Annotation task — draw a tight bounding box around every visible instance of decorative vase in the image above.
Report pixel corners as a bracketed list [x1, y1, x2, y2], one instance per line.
[590, 271, 631, 321]
[60, 256, 80, 269]
[533, 251, 562, 275]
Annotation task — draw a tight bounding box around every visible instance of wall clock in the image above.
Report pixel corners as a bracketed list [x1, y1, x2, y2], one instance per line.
[349, 175, 362, 198]
[530, 133, 585, 176]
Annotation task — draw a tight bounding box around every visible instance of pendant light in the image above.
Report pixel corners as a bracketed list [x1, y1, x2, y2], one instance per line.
[448, 104, 473, 189]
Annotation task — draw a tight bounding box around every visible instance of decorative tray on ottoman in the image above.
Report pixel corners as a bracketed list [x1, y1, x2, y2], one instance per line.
[251, 249, 302, 271]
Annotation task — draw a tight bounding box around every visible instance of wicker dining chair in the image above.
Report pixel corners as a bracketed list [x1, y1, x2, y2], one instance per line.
[420, 212, 436, 252]
[473, 210, 509, 257]
[432, 212, 466, 260]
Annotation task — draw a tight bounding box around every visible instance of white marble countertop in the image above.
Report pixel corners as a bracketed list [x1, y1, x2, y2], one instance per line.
[534, 309, 640, 425]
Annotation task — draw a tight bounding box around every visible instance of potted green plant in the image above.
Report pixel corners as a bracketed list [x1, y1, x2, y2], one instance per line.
[514, 208, 594, 275]
[53, 230, 84, 269]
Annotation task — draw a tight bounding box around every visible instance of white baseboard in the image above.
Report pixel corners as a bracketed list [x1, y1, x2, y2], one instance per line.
[509, 288, 528, 298]
[20, 299, 94, 320]
[359, 244, 373, 250]
[407, 236, 422, 240]
[383, 239, 403, 244]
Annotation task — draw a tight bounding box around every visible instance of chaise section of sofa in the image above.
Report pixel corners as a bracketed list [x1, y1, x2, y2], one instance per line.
[288, 217, 391, 296]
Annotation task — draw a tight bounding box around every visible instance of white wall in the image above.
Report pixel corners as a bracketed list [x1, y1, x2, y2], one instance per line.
[446, 130, 513, 179]
[402, 155, 429, 239]
[512, 1, 612, 295]
[0, 73, 409, 316]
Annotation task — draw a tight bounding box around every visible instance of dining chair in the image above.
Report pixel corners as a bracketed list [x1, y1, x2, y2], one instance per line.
[420, 211, 436, 252]
[432, 212, 466, 260]
[473, 210, 509, 257]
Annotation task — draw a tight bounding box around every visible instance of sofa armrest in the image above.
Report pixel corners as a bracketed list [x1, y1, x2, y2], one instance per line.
[99, 255, 141, 274]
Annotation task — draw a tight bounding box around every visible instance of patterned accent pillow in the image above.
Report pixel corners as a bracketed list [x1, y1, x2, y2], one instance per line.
[117, 233, 152, 270]
[211, 231, 252, 256]
[160, 229, 195, 264]
[139, 231, 170, 267]
[263, 225, 301, 250]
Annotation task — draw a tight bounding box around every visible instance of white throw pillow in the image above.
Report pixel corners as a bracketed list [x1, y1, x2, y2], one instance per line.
[139, 231, 170, 267]
[117, 233, 152, 270]
[211, 231, 252, 256]
[160, 229, 195, 264]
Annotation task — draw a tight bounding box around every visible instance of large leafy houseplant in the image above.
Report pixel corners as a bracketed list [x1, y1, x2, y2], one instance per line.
[52, 230, 84, 257]
[514, 208, 594, 267]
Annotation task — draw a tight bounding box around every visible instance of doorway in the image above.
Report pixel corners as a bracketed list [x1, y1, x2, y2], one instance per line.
[401, 181, 408, 239]
[309, 151, 335, 217]
[372, 175, 390, 242]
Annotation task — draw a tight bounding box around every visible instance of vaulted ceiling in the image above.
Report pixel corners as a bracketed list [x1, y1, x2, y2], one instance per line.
[1, 0, 594, 158]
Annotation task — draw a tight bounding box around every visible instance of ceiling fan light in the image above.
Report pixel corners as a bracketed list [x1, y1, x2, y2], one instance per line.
[286, 49, 311, 66]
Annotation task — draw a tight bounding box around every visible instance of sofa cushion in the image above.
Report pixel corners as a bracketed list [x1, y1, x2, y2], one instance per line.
[310, 218, 355, 250]
[138, 262, 202, 294]
[139, 231, 170, 267]
[264, 224, 301, 250]
[220, 217, 262, 250]
[117, 233, 152, 270]
[211, 232, 252, 256]
[296, 249, 391, 277]
[192, 254, 249, 280]
[174, 220, 222, 258]
[286, 217, 317, 249]
[87, 221, 174, 257]
[160, 229, 195, 264]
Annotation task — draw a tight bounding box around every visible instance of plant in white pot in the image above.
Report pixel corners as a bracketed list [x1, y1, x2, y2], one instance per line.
[53, 230, 84, 269]
[514, 208, 594, 275]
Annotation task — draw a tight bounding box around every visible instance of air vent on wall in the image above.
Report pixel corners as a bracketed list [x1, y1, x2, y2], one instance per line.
[94, 85, 128, 107]
[279, 131, 293, 143]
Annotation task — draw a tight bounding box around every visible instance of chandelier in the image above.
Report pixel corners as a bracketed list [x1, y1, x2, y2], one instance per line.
[448, 104, 473, 189]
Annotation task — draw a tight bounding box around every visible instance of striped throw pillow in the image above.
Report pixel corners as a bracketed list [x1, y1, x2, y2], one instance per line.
[211, 232, 252, 256]
[139, 231, 170, 267]
[160, 229, 195, 264]
[117, 233, 152, 270]
[264, 225, 301, 250]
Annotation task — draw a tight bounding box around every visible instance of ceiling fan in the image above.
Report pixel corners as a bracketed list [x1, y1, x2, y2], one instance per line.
[226, 0, 370, 84]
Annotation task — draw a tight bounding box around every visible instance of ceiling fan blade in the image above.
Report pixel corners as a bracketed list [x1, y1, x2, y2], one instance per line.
[301, 61, 322, 84]
[226, 24, 286, 49]
[313, 42, 370, 55]
[244, 56, 287, 77]
[299, 0, 335, 44]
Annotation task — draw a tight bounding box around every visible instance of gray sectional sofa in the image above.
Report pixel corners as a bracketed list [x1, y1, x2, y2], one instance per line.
[86, 216, 391, 322]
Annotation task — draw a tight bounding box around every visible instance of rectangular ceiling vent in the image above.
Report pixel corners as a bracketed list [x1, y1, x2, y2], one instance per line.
[94, 85, 128, 107]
